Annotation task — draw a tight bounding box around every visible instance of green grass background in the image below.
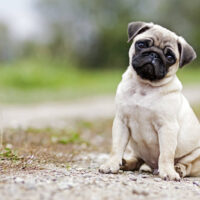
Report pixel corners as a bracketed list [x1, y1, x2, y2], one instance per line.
[0, 58, 199, 104]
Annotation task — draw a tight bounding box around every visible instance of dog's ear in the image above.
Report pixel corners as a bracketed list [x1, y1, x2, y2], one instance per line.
[127, 21, 153, 42]
[178, 37, 197, 68]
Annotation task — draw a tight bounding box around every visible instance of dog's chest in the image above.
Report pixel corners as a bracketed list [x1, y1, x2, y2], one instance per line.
[117, 86, 160, 167]
[123, 89, 157, 134]
[118, 86, 158, 117]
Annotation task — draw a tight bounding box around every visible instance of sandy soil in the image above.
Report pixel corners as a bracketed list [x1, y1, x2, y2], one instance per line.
[0, 85, 200, 200]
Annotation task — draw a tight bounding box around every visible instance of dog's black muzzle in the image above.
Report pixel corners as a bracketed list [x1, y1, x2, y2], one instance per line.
[132, 51, 167, 81]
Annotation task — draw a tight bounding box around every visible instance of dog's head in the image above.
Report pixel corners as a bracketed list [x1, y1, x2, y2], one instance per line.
[128, 22, 196, 81]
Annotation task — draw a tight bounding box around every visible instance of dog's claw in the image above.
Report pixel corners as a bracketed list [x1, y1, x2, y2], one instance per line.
[159, 168, 181, 181]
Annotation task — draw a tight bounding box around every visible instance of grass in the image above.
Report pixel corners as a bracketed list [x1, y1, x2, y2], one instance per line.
[0, 58, 199, 103]
[0, 147, 20, 161]
[177, 66, 200, 84]
[0, 58, 122, 103]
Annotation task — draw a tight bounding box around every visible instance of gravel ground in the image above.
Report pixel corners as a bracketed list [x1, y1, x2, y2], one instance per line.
[0, 85, 200, 200]
[1, 153, 200, 200]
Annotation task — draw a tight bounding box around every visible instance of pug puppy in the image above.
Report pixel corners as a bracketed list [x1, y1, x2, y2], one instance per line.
[99, 21, 200, 180]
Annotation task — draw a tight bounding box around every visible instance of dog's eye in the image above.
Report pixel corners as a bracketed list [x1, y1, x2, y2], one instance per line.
[136, 41, 148, 49]
[166, 52, 175, 63]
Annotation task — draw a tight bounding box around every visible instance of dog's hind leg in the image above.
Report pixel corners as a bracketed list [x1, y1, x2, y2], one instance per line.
[120, 157, 143, 171]
[120, 139, 144, 171]
[175, 147, 200, 177]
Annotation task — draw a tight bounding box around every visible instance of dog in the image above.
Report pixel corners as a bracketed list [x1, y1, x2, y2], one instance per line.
[99, 21, 200, 180]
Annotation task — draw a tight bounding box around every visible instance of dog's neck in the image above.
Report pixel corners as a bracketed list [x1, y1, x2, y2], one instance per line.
[124, 66, 183, 92]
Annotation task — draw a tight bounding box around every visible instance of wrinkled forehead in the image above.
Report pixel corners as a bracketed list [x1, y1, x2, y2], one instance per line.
[134, 25, 178, 50]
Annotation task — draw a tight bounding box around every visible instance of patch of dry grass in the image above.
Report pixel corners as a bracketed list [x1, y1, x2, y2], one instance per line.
[0, 119, 113, 174]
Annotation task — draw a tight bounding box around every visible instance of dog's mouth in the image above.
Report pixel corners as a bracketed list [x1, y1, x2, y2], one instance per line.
[135, 63, 157, 81]
[132, 52, 167, 81]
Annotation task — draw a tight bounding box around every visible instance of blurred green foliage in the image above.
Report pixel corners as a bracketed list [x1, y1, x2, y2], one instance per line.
[0, 58, 199, 103]
[34, 0, 200, 69]
[0, 58, 122, 103]
[1, 0, 200, 69]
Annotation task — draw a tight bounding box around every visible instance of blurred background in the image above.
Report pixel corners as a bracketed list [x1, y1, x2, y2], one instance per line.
[0, 1, 200, 197]
[0, 0, 199, 104]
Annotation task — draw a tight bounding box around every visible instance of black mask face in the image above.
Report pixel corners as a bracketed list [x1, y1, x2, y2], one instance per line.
[132, 39, 176, 81]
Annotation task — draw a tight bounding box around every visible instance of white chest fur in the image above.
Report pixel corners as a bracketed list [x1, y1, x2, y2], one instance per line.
[116, 80, 160, 167]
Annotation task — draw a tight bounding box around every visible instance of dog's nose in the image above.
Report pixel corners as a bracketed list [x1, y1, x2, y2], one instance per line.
[150, 52, 159, 59]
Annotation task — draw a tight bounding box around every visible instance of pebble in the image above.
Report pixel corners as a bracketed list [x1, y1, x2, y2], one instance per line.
[160, 185, 167, 189]
[122, 181, 128, 185]
[126, 171, 134, 175]
[154, 178, 162, 182]
[129, 177, 137, 181]
[132, 187, 149, 196]
[14, 177, 24, 184]
[58, 183, 73, 190]
[76, 168, 84, 171]
[193, 181, 200, 187]
[141, 174, 149, 178]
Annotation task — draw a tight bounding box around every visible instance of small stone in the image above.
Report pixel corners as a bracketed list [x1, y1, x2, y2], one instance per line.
[76, 167, 84, 171]
[122, 181, 128, 185]
[132, 187, 149, 196]
[193, 181, 200, 187]
[132, 188, 140, 195]
[58, 183, 73, 190]
[126, 171, 134, 175]
[24, 183, 36, 190]
[137, 180, 145, 184]
[141, 191, 149, 196]
[160, 185, 167, 189]
[129, 177, 137, 181]
[141, 174, 149, 178]
[154, 178, 162, 182]
[14, 177, 24, 184]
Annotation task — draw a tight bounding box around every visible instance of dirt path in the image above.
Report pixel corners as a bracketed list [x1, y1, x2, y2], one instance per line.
[0, 85, 200, 200]
[0, 85, 200, 129]
[0, 96, 115, 129]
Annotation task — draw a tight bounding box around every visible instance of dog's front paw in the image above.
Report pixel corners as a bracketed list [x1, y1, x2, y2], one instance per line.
[159, 167, 180, 181]
[99, 160, 120, 174]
